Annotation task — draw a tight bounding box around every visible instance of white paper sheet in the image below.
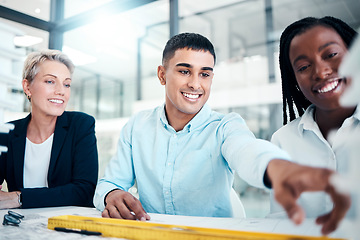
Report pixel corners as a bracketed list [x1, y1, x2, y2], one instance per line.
[0, 206, 354, 239]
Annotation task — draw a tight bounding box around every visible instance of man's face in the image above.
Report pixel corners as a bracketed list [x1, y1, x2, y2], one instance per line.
[158, 48, 214, 119]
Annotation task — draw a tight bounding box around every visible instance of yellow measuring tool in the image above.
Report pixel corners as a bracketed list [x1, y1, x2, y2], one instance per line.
[48, 215, 345, 240]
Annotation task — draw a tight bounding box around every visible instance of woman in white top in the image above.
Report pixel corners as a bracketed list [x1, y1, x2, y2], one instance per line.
[270, 16, 358, 223]
[0, 50, 98, 209]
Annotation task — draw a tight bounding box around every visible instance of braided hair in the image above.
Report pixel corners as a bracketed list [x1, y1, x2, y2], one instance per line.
[279, 16, 357, 125]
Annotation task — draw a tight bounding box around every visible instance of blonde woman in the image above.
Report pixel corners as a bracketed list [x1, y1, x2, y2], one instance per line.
[0, 50, 98, 209]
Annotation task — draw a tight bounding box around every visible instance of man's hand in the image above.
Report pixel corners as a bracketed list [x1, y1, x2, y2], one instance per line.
[102, 189, 150, 221]
[267, 159, 351, 235]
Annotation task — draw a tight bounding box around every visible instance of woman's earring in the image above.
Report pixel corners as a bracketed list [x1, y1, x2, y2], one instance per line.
[25, 93, 31, 101]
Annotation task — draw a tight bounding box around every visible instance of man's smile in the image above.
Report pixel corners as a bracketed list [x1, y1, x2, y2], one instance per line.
[181, 92, 202, 100]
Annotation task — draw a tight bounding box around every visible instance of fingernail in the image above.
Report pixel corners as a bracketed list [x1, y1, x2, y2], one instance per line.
[140, 217, 146, 221]
[291, 212, 301, 224]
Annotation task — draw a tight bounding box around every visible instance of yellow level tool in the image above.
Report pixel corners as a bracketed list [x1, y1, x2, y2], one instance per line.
[48, 215, 345, 240]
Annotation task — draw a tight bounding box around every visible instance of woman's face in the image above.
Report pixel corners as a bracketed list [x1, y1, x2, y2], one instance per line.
[289, 25, 349, 111]
[23, 60, 72, 118]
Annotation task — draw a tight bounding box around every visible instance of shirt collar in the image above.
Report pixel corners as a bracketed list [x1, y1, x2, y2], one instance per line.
[298, 105, 317, 135]
[187, 104, 211, 132]
[353, 105, 360, 121]
[159, 103, 168, 128]
[159, 103, 212, 132]
[298, 104, 360, 135]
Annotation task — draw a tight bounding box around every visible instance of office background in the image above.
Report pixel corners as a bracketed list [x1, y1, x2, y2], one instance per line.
[1, 0, 359, 217]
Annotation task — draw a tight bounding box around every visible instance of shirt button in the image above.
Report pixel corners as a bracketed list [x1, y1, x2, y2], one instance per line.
[167, 162, 171, 166]
[165, 191, 169, 195]
[173, 134, 177, 138]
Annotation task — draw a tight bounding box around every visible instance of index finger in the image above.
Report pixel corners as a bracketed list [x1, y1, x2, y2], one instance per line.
[123, 196, 150, 221]
[273, 184, 305, 224]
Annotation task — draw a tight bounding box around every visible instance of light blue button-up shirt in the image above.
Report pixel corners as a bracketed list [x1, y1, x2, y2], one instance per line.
[94, 104, 290, 217]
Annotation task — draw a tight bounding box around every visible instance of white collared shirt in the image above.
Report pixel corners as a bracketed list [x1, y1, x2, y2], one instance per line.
[270, 104, 360, 218]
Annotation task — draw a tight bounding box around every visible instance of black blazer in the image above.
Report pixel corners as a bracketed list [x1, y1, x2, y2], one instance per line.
[0, 111, 98, 208]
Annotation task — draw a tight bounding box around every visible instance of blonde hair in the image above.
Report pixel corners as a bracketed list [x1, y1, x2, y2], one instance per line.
[22, 49, 75, 84]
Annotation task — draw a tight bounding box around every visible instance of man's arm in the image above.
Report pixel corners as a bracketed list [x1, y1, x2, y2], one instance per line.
[266, 159, 351, 235]
[93, 115, 149, 220]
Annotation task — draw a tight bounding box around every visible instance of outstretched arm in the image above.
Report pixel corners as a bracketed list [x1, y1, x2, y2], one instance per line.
[266, 159, 351, 235]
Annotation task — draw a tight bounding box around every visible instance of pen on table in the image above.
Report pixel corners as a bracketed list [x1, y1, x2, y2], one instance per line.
[54, 227, 102, 236]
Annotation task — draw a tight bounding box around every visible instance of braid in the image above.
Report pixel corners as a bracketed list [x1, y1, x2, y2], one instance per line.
[279, 16, 358, 125]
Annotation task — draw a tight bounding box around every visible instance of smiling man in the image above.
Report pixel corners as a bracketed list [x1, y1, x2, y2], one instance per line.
[157, 41, 214, 131]
[93, 33, 350, 235]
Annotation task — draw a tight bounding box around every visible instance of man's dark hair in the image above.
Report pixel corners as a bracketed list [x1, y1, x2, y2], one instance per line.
[279, 16, 358, 125]
[162, 32, 216, 66]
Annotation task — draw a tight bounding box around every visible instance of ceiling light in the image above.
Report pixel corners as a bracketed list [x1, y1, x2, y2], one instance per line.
[35, 8, 41, 14]
[13, 35, 43, 47]
[62, 46, 97, 66]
